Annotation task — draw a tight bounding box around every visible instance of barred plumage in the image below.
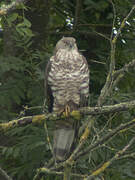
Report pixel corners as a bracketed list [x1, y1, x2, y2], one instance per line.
[45, 37, 89, 161]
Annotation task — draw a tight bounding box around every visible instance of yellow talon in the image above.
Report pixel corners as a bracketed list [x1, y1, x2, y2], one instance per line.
[65, 105, 70, 117]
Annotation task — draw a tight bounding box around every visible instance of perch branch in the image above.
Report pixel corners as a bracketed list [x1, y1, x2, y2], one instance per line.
[0, 114, 56, 132]
[79, 100, 135, 115]
[1, 100, 135, 132]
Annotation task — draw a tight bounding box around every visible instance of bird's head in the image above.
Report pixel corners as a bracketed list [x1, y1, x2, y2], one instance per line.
[55, 37, 78, 52]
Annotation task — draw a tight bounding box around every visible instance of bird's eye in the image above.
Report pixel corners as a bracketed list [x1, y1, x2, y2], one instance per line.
[63, 41, 68, 45]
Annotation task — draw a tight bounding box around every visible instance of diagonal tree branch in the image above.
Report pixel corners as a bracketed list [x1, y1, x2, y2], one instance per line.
[113, 59, 135, 79]
[43, 117, 135, 172]
[74, 5, 135, 168]
[111, 59, 135, 90]
[86, 136, 135, 180]
[112, 5, 135, 44]
[75, 118, 135, 161]
[97, 4, 135, 106]
[0, 166, 13, 180]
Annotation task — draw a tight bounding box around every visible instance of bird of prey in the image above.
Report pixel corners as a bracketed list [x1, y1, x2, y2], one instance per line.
[45, 37, 89, 162]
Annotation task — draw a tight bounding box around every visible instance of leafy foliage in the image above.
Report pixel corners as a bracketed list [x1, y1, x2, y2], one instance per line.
[0, 0, 135, 179]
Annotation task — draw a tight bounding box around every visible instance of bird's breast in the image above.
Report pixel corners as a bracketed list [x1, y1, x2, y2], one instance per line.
[48, 49, 89, 111]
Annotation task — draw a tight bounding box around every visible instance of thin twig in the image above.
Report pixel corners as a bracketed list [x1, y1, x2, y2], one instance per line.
[74, 0, 82, 30]
[113, 59, 135, 79]
[86, 137, 135, 180]
[117, 152, 135, 160]
[110, 0, 117, 41]
[48, 30, 110, 40]
[75, 118, 135, 161]
[97, 5, 135, 106]
[90, 59, 106, 65]
[65, 117, 94, 166]
[0, 166, 13, 180]
[44, 120, 54, 156]
[77, 23, 112, 27]
[112, 5, 135, 44]
[97, 0, 116, 106]
[48, 117, 135, 171]
[109, 59, 135, 93]
[63, 164, 71, 180]
[33, 167, 87, 179]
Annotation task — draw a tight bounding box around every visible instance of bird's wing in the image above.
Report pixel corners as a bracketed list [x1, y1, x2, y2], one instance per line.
[44, 59, 54, 112]
[79, 55, 90, 107]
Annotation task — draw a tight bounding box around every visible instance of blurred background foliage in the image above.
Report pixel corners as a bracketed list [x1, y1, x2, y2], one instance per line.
[0, 0, 135, 179]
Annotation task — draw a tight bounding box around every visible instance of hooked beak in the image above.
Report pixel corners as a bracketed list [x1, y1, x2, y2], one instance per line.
[69, 42, 74, 49]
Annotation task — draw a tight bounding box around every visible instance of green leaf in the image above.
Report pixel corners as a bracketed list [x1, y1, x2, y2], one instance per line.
[7, 13, 18, 26]
[13, 148, 20, 158]
[84, 0, 95, 6]
[29, 141, 45, 151]
[23, 17, 31, 28]
[21, 28, 34, 37]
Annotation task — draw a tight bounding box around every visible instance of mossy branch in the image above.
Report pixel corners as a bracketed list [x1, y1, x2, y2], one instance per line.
[0, 114, 56, 132]
[1, 100, 135, 132]
[55, 118, 135, 169]
[34, 117, 135, 179]
[75, 118, 135, 161]
[86, 137, 135, 180]
[0, 3, 135, 180]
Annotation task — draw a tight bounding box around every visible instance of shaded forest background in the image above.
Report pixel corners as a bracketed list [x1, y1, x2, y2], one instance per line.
[0, 0, 135, 179]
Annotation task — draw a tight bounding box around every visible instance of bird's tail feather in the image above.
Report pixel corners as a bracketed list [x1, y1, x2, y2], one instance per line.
[53, 128, 75, 162]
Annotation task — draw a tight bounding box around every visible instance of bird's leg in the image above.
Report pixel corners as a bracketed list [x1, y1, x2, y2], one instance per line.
[64, 105, 71, 117]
